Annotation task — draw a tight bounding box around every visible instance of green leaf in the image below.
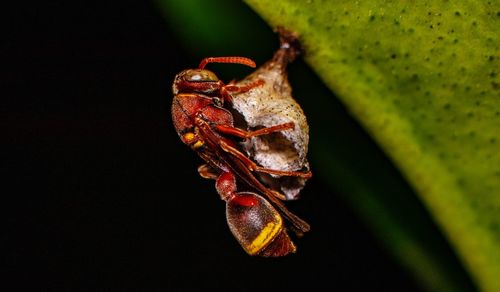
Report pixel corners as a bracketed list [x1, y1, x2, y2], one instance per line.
[244, 1, 500, 291]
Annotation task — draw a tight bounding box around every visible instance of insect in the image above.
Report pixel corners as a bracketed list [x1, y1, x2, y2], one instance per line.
[171, 53, 311, 257]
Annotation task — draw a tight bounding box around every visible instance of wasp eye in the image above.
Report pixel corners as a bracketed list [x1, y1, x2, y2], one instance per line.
[182, 69, 219, 82]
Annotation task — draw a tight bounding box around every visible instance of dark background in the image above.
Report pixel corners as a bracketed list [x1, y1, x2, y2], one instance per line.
[4, 1, 423, 290]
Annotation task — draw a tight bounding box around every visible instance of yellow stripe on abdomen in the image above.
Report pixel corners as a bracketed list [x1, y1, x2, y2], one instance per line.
[246, 215, 282, 255]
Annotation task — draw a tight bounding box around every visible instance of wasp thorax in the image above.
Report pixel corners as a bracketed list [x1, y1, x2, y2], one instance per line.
[172, 69, 221, 95]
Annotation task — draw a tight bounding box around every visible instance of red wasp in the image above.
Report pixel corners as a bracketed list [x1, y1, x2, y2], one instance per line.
[172, 56, 311, 256]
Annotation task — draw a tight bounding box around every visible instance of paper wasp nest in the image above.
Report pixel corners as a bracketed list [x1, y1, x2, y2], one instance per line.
[230, 28, 310, 200]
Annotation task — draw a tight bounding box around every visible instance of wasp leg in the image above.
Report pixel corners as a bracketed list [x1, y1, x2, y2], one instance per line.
[220, 79, 265, 103]
[218, 140, 312, 179]
[215, 122, 295, 139]
[214, 165, 286, 201]
[216, 171, 281, 202]
[197, 164, 220, 180]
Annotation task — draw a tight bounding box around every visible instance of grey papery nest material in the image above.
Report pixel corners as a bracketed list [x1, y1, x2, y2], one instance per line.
[230, 28, 311, 200]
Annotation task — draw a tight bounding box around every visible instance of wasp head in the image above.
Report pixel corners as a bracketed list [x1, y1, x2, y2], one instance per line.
[172, 68, 223, 97]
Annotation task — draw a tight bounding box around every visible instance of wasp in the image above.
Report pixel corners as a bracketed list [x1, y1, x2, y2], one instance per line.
[171, 53, 311, 257]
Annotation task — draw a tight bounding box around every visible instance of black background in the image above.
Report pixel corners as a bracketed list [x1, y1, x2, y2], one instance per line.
[4, 1, 422, 290]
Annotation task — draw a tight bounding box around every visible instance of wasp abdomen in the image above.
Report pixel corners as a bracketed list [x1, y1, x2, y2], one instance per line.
[226, 192, 296, 257]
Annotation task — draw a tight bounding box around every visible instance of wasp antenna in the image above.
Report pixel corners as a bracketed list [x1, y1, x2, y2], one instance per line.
[198, 57, 256, 69]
